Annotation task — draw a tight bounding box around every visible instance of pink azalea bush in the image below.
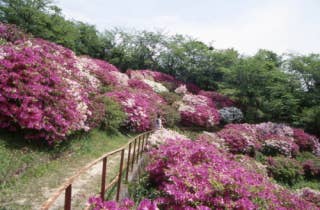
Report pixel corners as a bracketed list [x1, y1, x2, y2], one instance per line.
[145, 137, 318, 209]
[128, 79, 153, 91]
[215, 123, 320, 157]
[185, 83, 201, 94]
[0, 38, 93, 142]
[293, 128, 320, 156]
[302, 159, 320, 179]
[76, 56, 129, 87]
[106, 89, 165, 132]
[126, 69, 177, 84]
[198, 90, 234, 108]
[178, 94, 220, 127]
[0, 23, 28, 42]
[297, 188, 320, 207]
[0, 23, 129, 143]
[88, 197, 158, 210]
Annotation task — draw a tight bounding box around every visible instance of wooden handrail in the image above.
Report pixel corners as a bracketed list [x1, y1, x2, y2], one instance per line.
[41, 130, 153, 210]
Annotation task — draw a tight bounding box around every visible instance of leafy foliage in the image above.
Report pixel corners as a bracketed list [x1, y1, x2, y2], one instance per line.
[101, 97, 126, 133]
[266, 156, 304, 186]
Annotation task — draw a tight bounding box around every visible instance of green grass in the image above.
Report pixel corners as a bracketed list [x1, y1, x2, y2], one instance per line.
[0, 129, 131, 209]
[290, 179, 320, 191]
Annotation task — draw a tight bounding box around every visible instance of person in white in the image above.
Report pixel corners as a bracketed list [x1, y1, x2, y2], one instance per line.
[155, 113, 163, 130]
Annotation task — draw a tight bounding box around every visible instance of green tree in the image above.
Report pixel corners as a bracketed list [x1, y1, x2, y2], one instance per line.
[287, 54, 320, 135]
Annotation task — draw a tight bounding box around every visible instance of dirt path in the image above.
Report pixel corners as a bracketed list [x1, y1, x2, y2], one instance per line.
[39, 153, 125, 210]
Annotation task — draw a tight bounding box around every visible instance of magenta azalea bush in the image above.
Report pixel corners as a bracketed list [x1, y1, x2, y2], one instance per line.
[0, 23, 240, 143]
[0, 38, 93, 142]
[106, 89, 165, 132]
[177, 94, 220, 127]
[126, 69, 177, 84]
[128, 78, 153, 91]
[0, 23, 130, 143]
[88, 197, 158, 210]
[0, 23, 28, 42]
[214, 123, 320, 157]
[198, 90, 234, 108]
[297, 188, 320, 207]
[145, 137, 318, 209]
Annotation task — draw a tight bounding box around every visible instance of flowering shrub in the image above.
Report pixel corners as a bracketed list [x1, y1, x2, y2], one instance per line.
[142, 79, 169, 93]
[106, 89, 165, 132]
[0, 23, 137, 143]
[215, 123, 319, 157]
[76, 56, 126, 88]
[185, 83, 201, 94]
[128, 79, 153, 91]
[216, 123, 260, 154]
[302, 159, 320, 179]
[293, 128, 320, 156]
[297, 188, 320, 207]
[174, 84, 188, 95]
[198, 90, 234, 108]
[262, 136, 299, 157]
[218, 106, 243, 123]
[0, 23, 29, 42]
[178, 94, 220, 127]
[126, 69, 177, 84]
[255, 122, 294, 139]
[88, 197, 158, 210]
[146, 138, 318, 209]
[197, 132, 227, 150]
[148, 128, 188, 147]
[0, 38, 94, 142]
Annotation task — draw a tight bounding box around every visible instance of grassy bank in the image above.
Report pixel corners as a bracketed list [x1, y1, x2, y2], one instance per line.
[0, 129, 130, 209]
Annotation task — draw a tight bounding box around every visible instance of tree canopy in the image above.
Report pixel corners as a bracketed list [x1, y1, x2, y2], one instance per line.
[1, 0, 319, 136]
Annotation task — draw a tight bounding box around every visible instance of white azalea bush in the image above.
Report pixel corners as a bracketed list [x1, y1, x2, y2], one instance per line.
[219, 106, 243, 123]
[174, 84, 188, 95]
[142, 79, 169, 93]
[148, 128, 188, 147]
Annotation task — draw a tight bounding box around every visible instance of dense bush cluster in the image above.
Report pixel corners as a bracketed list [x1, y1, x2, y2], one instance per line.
[177, 94, 220, 127]
[0, 23, 132, 142]
[106, 89, 165, 132]
[127, 69, 178, 85]
[218, 107, 243, 123]
[0, 23, 243, 142]
[88, 197, 158, 210]
[126, 69, 242, 128]
[298, 188, 320, 207]
[0, 37, 93, 142]
[143, 136, 318, 209]
[266, 156, 304, 186]
[214, 122, 320, 157]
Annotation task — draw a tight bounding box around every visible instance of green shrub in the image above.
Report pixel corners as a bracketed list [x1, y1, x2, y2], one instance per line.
[161, 81, 178, 92]
[101, 97, 126, 133]
[100, 85, 115, 94]
[0, 38, 7, 45]
[267, 156, 304, 186]
[159, 92, 182, 105]
[160, 104, 181, 128]
[128, 173, 162, 202]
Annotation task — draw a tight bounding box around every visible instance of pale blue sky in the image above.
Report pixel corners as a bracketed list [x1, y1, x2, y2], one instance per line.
[56, 0, 320, 55]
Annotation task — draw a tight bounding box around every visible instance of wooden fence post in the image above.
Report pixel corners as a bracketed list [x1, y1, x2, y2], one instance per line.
[100, 157, 108, 199]
[64, 185, 72, 210]
[116, 149, 125, 201]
